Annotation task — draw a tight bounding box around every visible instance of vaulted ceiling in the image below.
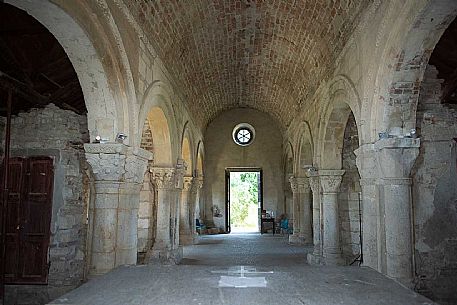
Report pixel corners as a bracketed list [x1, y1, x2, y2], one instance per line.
[125, 0, 370, 130]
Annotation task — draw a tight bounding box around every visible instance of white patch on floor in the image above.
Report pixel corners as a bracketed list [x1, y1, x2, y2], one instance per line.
[213, 266, 272, 288]
[219, 275, 267, 288]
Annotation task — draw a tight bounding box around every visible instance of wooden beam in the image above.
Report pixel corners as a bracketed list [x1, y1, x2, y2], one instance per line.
[0, 70, 49, 105]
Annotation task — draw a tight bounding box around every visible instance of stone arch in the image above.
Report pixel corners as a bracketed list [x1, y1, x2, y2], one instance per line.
[370, 0, 457, 140]
[143, 107, 173, 167]
[180, 122, 194, 176]
[7, 0, 133, 143]
[196, 140, 204, 178]
[282, 141, 294, 217]
[139, 81, 179, 166]
[294, 122, 314, 176]
[318, 76, 361, 170]
[285, 141, 295, 177]
[181, 121, 196, 176]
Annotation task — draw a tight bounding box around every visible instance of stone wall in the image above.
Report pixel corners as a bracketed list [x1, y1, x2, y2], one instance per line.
[204, 108, 284, 231]
[0, 104, 89, 302]
[412, 66, 457, 304]
[338, 112, 361, 263]
[138, 121, 156, 260]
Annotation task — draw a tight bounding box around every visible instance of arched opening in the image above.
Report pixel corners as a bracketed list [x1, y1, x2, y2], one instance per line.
[297, 133, 313, 244]
[0, 3, 91, 303]
[181, 137, 192, 176]
[320, 100, 361, 265]
[195, 143, 204, 223]
[283, 144, 294, 221]
[410, 15, 457, 303]
[179, 131, 194, 245]
[338, 112, 361, 263]
[137, 106, 173, 262]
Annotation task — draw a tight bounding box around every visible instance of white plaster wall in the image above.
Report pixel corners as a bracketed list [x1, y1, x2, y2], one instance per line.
[204, 108, 284, 231]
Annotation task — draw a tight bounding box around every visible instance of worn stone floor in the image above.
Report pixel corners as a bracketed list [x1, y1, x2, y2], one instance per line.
[46, 233, 433, 305]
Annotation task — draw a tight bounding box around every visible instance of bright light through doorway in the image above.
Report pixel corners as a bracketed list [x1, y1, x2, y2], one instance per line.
[229, 172, 260, 233]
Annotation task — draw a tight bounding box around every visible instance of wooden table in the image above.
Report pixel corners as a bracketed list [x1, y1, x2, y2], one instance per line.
[260, 218, 275, 235]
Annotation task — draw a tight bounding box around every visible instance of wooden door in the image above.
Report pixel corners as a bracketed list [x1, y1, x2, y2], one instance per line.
[1, 156, 54, 284]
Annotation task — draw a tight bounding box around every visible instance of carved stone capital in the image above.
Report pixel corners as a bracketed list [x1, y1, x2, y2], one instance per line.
[296, 177, 310, 193]
[190, 177, 203, 194]
[174, 159, 187, 189]
[319, 170, 345, 193]
[354, 144, 379, 181]
[289, 176, 298, 193]
[374, 138, 420, 179]
[182, 176, 194, 191]
[84, 144, 152, 184]
[306, 169, 320, 194]
[150, 167, 175, 189]
[125, 149, 154, 184]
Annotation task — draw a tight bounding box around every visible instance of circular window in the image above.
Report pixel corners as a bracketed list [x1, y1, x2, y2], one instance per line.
[232, 123, 255, 146]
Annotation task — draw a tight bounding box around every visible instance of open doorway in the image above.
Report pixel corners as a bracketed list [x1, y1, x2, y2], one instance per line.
[225, 168, 263, 233]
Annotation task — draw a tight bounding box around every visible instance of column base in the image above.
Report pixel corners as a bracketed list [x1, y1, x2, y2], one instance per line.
[180, 234, 194, 246]
[322, 253, 345, 265]
[147, 246, 183, 265]
[289, 234, 303, 244]
[192, 233, 199, 244]
[299, 234, 313, 245]
[307, 253, 323, 265]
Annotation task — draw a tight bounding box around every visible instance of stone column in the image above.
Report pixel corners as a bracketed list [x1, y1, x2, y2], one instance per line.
[306, 169, 322, 264]
[320, 169, 345, 265]
[288, 176, 301, 244]
[148, 167, 177, 262]
[375, 138, 419, 282]
[355, 144, 381, 272]
[179, 176, 194, 245]
[191, 177, 204, 241]
[297, 178, 312, 244]
[84, 144, 152, 275]
[173, 159, 186, 251]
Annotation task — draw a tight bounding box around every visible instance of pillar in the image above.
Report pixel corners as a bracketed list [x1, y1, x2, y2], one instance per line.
[298, 178, 312, 244]
[84, 144, 152, 275]
[375, 138, 419, 282]
[288, 176, 301, 244]
[320, 169, 345, 265]
[306, 169, 322, 264]
[354, 144, 381, 272]
[191, 177, 203, 242]
[148, 167, 179, 263]
[179, 176, 194, 245]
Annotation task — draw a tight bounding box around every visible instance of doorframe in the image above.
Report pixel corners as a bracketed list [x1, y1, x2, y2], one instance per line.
[225, 167, 263, 233]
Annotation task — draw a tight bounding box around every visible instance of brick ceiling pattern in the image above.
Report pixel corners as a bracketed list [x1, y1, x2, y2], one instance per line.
[125, 0, 370, 130]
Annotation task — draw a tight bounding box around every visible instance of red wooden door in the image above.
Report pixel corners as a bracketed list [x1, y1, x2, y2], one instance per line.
[1, 156, 54, 284]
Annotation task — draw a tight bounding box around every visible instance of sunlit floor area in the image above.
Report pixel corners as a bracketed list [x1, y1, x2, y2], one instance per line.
[48, 234, 433, 305]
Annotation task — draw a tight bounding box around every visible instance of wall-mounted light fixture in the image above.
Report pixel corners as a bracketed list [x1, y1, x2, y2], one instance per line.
[116, 133, 128, 143]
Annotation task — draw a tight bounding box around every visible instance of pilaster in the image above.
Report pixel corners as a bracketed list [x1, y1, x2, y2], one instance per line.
[374, 138, 419, 282]
[297, 178, 312, 244]
[288, 176, 302, 244]
[180, 176, 195, 245]
[306, 169, 322, 264]
[354, 143, 382, 272]
[84, 143, 152, 275]
[148, 167, 180, 263]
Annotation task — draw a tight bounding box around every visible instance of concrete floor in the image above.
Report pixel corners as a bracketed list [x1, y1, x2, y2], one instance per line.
[49, 233, 434, 305]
